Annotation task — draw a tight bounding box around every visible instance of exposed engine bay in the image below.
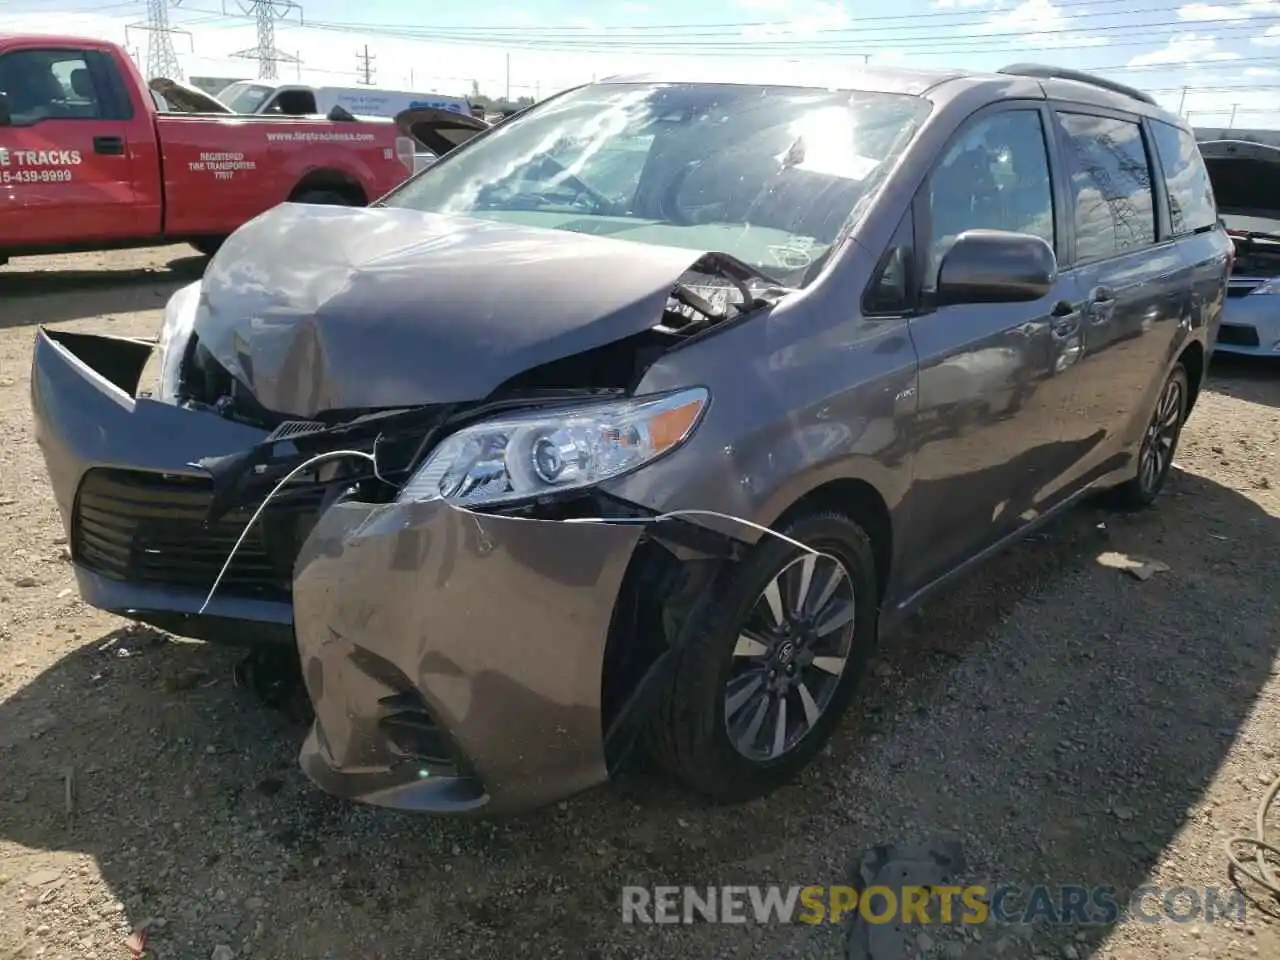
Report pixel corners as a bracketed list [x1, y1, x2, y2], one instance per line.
[1228, 231, 1280, 278]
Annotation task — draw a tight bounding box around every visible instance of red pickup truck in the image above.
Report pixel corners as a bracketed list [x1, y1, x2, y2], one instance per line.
[0, 34, 419, 264]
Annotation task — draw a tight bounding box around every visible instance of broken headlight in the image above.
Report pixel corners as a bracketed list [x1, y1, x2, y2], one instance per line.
[397, 388, 709, 507]
[154, 280, 201, 403]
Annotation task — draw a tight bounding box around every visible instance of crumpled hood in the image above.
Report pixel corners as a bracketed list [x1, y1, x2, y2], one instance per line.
[196, 203, 708, 416]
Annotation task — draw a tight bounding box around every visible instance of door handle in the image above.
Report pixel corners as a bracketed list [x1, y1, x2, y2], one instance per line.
[1089, 286, 1117, 324]
[93, 136, 125, 156]
[1049, 300, 1080, 338]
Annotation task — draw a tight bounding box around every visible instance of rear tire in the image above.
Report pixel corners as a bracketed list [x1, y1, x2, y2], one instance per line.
[291, 189, 356, 206]
[644, 511, 879, 804]
[1106, 363, 1189, 509]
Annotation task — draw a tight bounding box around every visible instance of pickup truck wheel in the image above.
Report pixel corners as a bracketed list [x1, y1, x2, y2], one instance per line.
[292, 189, 355, 206]
[644, 511, 878, 804]
[190, 237, 225, 257]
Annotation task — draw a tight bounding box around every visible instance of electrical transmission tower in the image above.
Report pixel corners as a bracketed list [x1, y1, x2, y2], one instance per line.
[356, 44, 375, 85]
[125, 0, 192, 80]
[229, 0, 302, 80]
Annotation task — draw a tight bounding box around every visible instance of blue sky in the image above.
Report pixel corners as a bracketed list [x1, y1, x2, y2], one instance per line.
[2, 0, 1279, 123]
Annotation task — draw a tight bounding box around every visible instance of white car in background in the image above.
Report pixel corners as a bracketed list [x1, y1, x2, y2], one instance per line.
[1201, 138, 1280, 358]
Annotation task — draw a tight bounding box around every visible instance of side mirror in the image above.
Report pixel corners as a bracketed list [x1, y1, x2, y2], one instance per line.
[0, 92, 11, 127]
[936, 229, 1057, 306]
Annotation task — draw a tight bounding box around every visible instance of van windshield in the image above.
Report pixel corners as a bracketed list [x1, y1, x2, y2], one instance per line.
[382, 82, 930, 285]
[217, 82, 273, 114]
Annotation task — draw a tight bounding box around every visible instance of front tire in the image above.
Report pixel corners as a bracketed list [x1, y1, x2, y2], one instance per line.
[644, 511, 879, 803]
[1108, 363, 1189, 509]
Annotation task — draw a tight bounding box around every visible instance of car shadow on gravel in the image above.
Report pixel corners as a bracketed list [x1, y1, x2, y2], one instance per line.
[0, 254, 206, 329]
[0, 468, 1275, 958]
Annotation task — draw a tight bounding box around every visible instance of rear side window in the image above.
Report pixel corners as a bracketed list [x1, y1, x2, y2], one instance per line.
[1057, 112, 1157, 261]
[0, 49, 102, 124]
[1150, 120, 1217, 236]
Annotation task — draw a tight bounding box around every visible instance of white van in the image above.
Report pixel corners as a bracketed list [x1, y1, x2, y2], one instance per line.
[214, 80, 472, 119]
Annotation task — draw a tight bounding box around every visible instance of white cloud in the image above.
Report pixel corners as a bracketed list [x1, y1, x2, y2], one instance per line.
[1251, 24, 1280, 45]
[1180, 84, 1280, 123]
[1127, 32, 1242, 66]
[620, 1, 653, 11]
[1244, 65, 1280, 75]
[931, 0, 990, 9]
[984, 0, 1109, 49]
[5, 8, 862, 99]
[740, 0, 852, 38]
[1177, 3, 1250, 20]
[1242, 0, 1280, 11]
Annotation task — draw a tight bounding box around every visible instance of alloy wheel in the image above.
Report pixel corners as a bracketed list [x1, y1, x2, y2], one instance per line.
[723, 551, 857, 762]
[1138, 375, 1184, 496]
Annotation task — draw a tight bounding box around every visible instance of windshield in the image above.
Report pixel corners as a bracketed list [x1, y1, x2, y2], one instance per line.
[381, 82, 930, 285]
[217, 82, 273, 114]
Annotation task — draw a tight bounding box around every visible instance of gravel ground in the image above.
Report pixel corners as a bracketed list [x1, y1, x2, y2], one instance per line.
[1, 246, 1278, 960]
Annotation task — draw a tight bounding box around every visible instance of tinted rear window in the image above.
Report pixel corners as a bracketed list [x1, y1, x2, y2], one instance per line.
[1057, 112, 1157, 261]
[1150, 121, 1217, 236]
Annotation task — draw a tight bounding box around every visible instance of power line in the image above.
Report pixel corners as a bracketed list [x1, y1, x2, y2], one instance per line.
[170, 3, 1280, 60]
[220, 0, 1266, 35]
[288, 17, 1280, 54]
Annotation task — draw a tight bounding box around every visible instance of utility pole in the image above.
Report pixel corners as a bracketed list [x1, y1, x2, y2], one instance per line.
[229, 0, 303, 81]
[1177, 85, 1188, 115]
[1229, 103, 1239, 129]
[505, 52, 510, 102]
[296, 49, 301, 82]
[125, 0, 191, 80]
[356, 44, 376, 85]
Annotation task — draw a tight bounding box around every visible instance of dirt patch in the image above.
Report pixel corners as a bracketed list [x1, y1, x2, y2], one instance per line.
[1, 247, 1278, 960]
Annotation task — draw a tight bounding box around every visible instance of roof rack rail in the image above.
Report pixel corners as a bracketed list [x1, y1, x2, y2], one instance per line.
[997, 63, 1157, 106]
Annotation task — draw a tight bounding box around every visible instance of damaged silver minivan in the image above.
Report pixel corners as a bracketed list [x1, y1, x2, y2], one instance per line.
[31, 63, 1228, 814]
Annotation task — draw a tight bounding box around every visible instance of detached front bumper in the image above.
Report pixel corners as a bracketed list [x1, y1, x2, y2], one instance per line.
[33, 325, 648, 814]
[293, 498, 642, 814]
[30, 327, 291, 644]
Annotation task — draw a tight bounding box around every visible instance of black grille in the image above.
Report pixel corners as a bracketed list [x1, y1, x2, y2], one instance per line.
[342, 643, 463, 773]
[1218, 323, 1261, 347]
[73, 468, 327, 601]
[377, 690, 457, 768]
